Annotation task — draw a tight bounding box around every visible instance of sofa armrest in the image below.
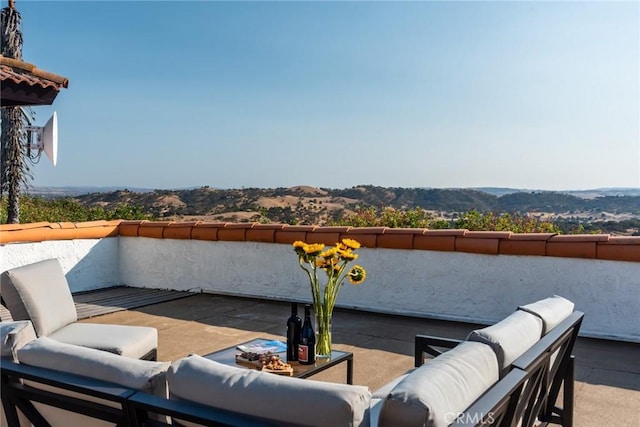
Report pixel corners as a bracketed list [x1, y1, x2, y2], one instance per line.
[128, 390, 290, 427]
[1, 359, 135, 426]
[448, 367, 528, 427]
[414, 334, 463, 367]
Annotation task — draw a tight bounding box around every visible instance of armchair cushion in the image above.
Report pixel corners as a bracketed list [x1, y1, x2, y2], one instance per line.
[168, 354, 371, 427]
[378, 341, 499, 427]
[0, 320, 36, 361]
[48, 322, 157, 360]
[1, 259, 77, 337]
[467, 310, 543, 372]
[519, 295, 575, 335]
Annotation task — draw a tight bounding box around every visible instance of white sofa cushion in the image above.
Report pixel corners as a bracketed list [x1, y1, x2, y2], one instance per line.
[1, 259, 77, 336]
[17, 337, 169, 394]
[378, 341, 499, 427]
[518, 295, 575, 335]
[168, 354, 371, 427]
[48, 322, 157, 359]
[467, 310, 543, 373]
[0, 320, 36, 361]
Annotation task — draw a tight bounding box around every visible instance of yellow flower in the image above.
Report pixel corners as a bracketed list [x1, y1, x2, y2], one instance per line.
[293, 241, 306, 249]
[320, 247, 339, 258]
[339, 249, 358, 261]
[348, 265, 366, 285]
[303, 243, 325, 256]
[341, 239, 361, 250]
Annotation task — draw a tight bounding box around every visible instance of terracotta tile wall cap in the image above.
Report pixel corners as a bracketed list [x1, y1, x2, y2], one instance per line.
[423, 229, 467, 236]
[119, 221, 148, 237]
[246, 228, 277, 243]
[251, 224, 288, 231]
[163, 222, 200, 240]
[274, 230, 309, 244]
[192, 222, 228, 229]
[456, 237, 500, 255]
[344, 227, 387, 235]
[223, 223, 257, 229]
[499, 240, 547, 256]
[0, 222, 52, 231]
[1, 221, 638, 263]
[311, 226, 352, 233]
[381, 228, 428, 235]
[507, 233, 557, 241]
[414, 234, 456, 252]
[548, 234, 609, 242]
[377, 232, 415, 249]
[74, 220, 108, 229]
[138, 221, 171, 239]
[191, 224, 219, 241]
[597, 236, 640, 245]
[56, 222, 77, 229]
[217, 224, 250, 241]
[305, 232, 342, 246]
[462, 231, 513, 239]
[597, 243, 640, 262]
[281, 225, 318, 232]
[547, 241, 596, 259]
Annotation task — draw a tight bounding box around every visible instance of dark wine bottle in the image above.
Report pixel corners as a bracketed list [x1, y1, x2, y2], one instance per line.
[286, 302, 302, 362]
[298, 304, 315, 365]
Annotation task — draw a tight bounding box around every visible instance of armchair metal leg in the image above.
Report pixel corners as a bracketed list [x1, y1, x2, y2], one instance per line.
[563, 355, 575, 427]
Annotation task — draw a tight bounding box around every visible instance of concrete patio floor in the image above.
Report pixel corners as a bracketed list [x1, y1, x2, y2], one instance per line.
[81, 293, 640, 427]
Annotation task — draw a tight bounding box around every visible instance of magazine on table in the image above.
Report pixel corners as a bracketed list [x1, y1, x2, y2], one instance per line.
[236, 340, 287, 354]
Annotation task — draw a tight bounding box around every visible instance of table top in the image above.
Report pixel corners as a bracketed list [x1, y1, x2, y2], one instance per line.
[202, 338, 353, 380]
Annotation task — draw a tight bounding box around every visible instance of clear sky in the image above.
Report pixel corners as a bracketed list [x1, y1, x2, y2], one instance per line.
[14, 0, 640, 191]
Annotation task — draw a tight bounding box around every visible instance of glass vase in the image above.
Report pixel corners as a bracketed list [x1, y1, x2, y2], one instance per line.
[315, 313, 332, 359]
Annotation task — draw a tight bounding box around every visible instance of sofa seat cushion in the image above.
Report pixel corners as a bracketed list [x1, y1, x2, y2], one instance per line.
[518, 295, 574, 335]
[48, 322, 157, 359]
[17, 336, 169, 394]
[0, 320, 36, 361]
[378, 341, 499, 427]
[1, 259, 77, 337]
[467, 310, 543, 373]
[168, 354, 371, 427]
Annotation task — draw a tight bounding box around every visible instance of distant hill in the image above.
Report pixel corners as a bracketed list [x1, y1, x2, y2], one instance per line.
[18, 185, 632, 228]
[471, 187, 640, 199]
[29, 186, 155, 197]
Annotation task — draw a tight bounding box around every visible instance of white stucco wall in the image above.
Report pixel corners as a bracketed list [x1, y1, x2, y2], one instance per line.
[0, 238, 119, 292]
[118, 237, 640, 342]
[1, 236, 637, 341]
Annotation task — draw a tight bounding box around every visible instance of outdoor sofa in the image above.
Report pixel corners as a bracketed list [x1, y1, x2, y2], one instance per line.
[0, 294, 582, 427]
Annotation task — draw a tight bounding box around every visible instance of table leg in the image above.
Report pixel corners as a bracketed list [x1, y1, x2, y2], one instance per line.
[347, 356, 353, 385]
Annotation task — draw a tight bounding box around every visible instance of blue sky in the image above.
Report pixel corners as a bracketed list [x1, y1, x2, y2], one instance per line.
[14, 0, 640, 191]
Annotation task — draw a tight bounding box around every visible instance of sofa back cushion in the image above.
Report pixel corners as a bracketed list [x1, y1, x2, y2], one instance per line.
[467, 310, 543, 373]
[1, 259, 77, 336]
[378, 341, 499, 427]
[518, 295, 574, 335]
[0, 320, 36, 362]
[168, 354, 371, 427]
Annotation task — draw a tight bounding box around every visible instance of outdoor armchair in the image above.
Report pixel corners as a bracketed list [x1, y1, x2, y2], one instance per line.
[1, 259, 158, 360]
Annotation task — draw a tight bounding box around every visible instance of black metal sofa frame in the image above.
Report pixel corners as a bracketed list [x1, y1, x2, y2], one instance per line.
[1, 311, 583, 427]
[415, 310, 584, 427]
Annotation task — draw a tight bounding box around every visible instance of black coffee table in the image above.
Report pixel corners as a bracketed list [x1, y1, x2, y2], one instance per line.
[202, 338, 354, 384]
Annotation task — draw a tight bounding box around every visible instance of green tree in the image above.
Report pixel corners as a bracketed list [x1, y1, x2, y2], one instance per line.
[1, 0, 30, 223]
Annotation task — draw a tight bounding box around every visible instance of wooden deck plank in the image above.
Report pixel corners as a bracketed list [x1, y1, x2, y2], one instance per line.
[1, 286, 195, 322]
